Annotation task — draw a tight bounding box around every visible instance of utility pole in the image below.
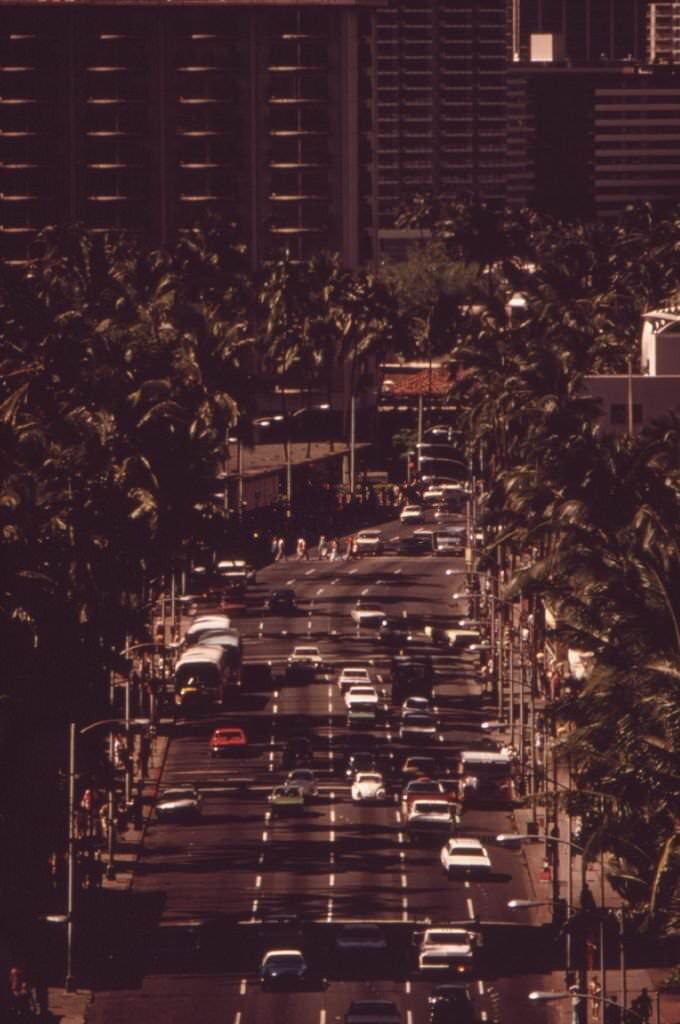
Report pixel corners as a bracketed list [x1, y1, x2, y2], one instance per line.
[349, 394, 356, 495]
[66, 722, 76, 992]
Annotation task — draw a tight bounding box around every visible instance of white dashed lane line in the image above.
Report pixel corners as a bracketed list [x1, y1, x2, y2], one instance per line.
[466, 897, 475, 919]
[234, 1012, 241, 1024]
[305, 568, 316, 575]
[360, 586, 370, 596]
[262, 831, 268, 842]
[239, 979, 247, 995]
[401, 874, 407, 888]
[286, 579, 295, 586]
[349, 568, 358, 575]
[255, 875, 262, 888]
[405, 980, 412, 994]
[394, 568, 402, 575]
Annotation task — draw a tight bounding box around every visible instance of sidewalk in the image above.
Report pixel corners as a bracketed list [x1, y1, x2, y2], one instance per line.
[513, 787, 680, 1024]
[44, 733, 170, 1022]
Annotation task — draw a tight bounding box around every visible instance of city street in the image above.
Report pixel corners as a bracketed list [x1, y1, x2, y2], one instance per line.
[87, 514, 560, 1024]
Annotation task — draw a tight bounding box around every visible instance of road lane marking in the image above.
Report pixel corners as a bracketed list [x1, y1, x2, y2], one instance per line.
[329, 873, 335, 887]
[466, 897, 475, 919]
[328, 701, 333, 713]
[394, 568, 402, 574]
[234, 1013, 242, 1024]
[264, 811, 271, 822]
[252, 899, 258, 914]
[399, 849, 405, 859]
[274, 690, 279, 699]
[360, 587, 370, 595]
[317, 587, 325, 596]
[402, 896, 409, 921]
[401, 874, 407, 888]
[330, 808, 336, 823]
[255, 875, 262, 888]
[328, 685, 333, 697]
[239, 979, 247, 995]
[407, 1011, 413, 1024]
[477, 980, 486, 995]
[321, 1009, 327, 1024]
[330, 830, 335, 842]
[464, 880, 471, 889]
[405, 981, 411, 994]
[259, 852, 264, 864]
[262, 831, 268, 842]
[286, 579, 295, 585]
[349, 568, 358, 575]
[273, 703, 278, 714]
[305, 568, 315, 575]
[331, 578, 339, 585]
[377, 673, 383, 683]
[395, 810, 402, 823]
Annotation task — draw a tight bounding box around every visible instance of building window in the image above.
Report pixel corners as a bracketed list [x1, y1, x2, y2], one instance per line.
[610, 403, 642, 425]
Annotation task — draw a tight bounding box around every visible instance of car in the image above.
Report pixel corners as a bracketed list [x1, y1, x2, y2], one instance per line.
[401, 778, 451, 813]
[379, 616, 413, 645]
[287, 645, 323, 667]
[402, 695, 433, 715]
[265, 588, 297, 613]
[345, 750, 377, 780]
[412, 528, 435, 550]
[422, 487, 445, 505]
[344, 684, 380, 709]
[400, 504, 425, 524]
[428, 984, 475, 1024]
[347, 705, 377, 729]
[216, 557, 256, 584]
[185, 614, 232, 645]
[257, 913, 304, 946]
[398, 534, 432, 555]
[156, 786, 202, 821]
[174, 684, 209, 712]
[405, 799, 457, 843]
[351, 771, 387, 802]
[259, 948, 308, 989]
[336, 922, 388, 953]
[416, 927, 480, 974]
[401, 755, 438, 780]
[354, 530, 385, 555]
[338, 665, 372, 692]
[399, 710, 437, 742]
[434, 507, 465, 524]
[269, 784, 305, 814]
[444, 628, 481, 648]
[351, 602, 386, 626]
[345, 1000, 401, 1024]
[282, 736, 313, 769]
[435, 533, 465, 556]
[209, 726, 247, 755]
[284, 768, 318, 797]
[440, 837, 492, 877]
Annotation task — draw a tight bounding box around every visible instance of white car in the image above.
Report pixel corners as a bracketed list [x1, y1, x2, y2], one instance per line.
[344, 684, 380, 709]
[351, 602, 386, 626]
[287, 645, 323, 667]
[422, 488, 445, 505]
[440, 837, 492, 877]
[284, 768, 318, 798]
[156, 786, 202, 821]
[405, 799, 457, 842]
[444, 628, 481, 648]
[351, 771, 387, 802]
[401, 695, 433, 716]
[185, 614, 232, 645]
[400, 504, 425, 524]
[354, 530, 384, 555]
[338, 666, 372, 692]
[399, 710, 437, 742]
[417, 927, 479, 973]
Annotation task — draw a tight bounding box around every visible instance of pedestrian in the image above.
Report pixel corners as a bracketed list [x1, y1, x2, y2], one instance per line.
[296, 537, 308, 560]
[275, 537, 286, 562]
[344, 535, 353, 560]
[604, 995, 622, 1024]
[318, 535, 328, 559]
[631, 989, 653, 1024]
[329, 539, 338, 562]
[271, 535, 278, 560]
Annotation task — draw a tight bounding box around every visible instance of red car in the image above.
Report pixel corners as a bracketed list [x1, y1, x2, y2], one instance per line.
[209, 727, 247, 756]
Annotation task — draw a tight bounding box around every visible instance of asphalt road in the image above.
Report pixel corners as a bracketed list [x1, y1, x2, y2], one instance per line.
[87, 513, 559, 1024]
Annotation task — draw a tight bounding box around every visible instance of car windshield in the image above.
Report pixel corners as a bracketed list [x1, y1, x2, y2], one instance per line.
[412, 802, 449, 814]
[216, 729, 241, 738]
[408, 782, 440, 794]
[290, 770, 313, 779]
[295, 647, 319, 656]
[404, 713, 434, 724]
[350, 686, 375, 694]
[357, 774, 382, 784]
[359, 533, 381, 540]
[428, 931, 468, 945]
[452, 848, 486, 857]
[266, 953, 303, 966]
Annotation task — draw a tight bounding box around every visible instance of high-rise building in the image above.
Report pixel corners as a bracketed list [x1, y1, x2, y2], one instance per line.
[0, 1, 379, 266]
[373, 0, 512, 255]
[648, 2, 680, 62]
[518, 0, 648, 62]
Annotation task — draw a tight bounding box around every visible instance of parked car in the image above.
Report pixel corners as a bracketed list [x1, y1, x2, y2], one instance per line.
[209, 726, 247, 756]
